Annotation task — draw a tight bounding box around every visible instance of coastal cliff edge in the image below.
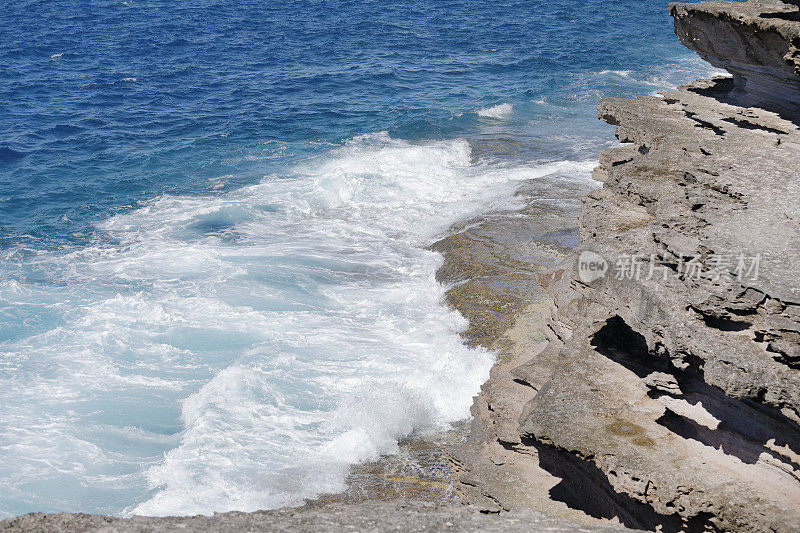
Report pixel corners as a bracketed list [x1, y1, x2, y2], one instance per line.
[454, 1, 800, 531]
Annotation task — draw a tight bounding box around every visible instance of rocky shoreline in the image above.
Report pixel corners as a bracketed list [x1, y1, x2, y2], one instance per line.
[455, 1, 800, 531]
[3, 0, 799, 531]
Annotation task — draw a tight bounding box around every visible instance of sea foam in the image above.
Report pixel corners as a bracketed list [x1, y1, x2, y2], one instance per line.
[0, 132, 594, 517]
[477, 103, 513, 119]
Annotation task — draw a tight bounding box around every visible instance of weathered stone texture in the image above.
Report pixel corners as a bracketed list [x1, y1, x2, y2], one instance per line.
[671, 0, 800, 117]
[456, 2, 800, 531]
[0, 502, 634, 533]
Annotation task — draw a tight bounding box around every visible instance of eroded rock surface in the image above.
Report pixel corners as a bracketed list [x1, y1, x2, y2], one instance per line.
[456, 1, 800, 531]
[0, 502, 635, 533]
[671, 0, 800, 117]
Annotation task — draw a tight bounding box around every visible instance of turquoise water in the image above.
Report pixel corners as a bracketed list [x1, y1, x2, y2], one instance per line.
[0, 0, 718, 518]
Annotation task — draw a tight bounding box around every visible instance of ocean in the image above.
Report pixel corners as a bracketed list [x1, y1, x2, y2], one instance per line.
[0, 0, 720, 518]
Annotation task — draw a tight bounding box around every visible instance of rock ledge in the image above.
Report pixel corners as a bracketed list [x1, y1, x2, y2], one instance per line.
[455, 1, 800, 532]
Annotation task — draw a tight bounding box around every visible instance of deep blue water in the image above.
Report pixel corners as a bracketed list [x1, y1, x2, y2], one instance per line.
[0, 0, 717, 518]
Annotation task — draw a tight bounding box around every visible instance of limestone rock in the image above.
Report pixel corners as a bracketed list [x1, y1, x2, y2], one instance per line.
[671, 0, 800, 117]
[456, 2, 800, 531]
[0, 502, 635, 533]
